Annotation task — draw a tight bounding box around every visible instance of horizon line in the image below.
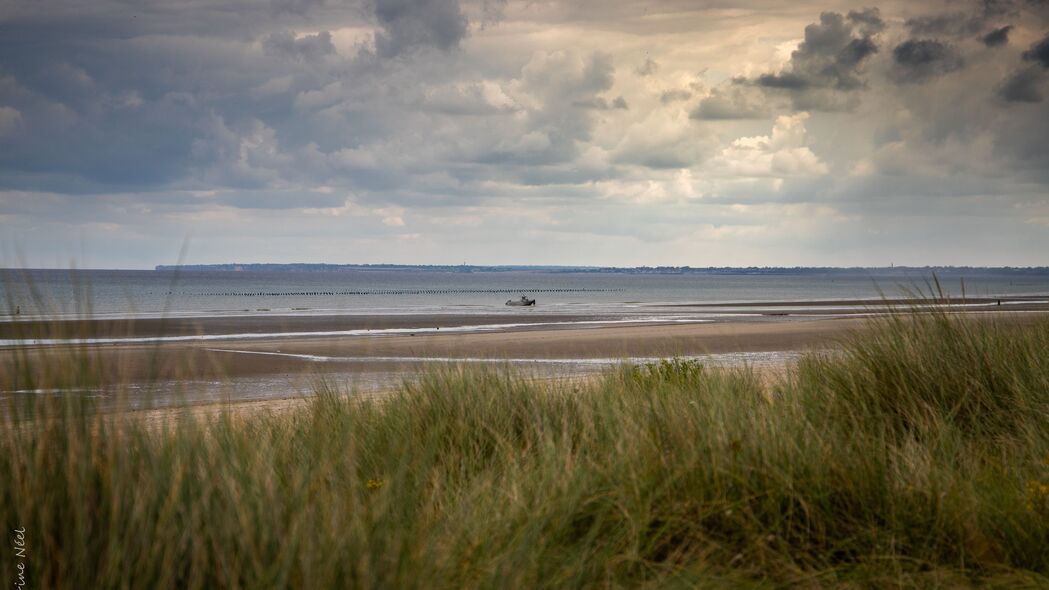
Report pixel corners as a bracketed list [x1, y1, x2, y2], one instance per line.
[5, 263, 1046, 272]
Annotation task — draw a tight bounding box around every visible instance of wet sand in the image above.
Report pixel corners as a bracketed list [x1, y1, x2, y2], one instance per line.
[4, 299, 1048, 412]
[671, 295, 1049, 308]
[6, 304, 1049, 382]
[0, 312, 607, 339]
[212, 316, 863, 360]
[2, 316, 863, 382]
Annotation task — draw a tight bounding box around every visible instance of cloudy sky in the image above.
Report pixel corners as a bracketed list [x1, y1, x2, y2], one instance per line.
[1, 0, 1048, 268]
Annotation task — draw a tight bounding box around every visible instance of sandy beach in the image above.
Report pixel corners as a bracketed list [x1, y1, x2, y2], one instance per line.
[2, 314, 863, 380]
[0, 312, 604, 339]
[4, 298, 1049, 411]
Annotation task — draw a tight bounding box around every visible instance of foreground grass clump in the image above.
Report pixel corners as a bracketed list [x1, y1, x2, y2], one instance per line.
[3, 313, 1049, 588]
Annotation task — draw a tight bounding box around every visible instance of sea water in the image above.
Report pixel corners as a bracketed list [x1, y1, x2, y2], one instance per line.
[3, 267, 1049, 321]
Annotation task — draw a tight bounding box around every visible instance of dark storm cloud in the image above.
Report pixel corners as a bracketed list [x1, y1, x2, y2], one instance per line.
[371, 0, 469, 57]
[837, 36, 879, 73]
[999, 33, 1049, 102]
[0, 0, 480, 199]
[904, 0, 1017, 39]
[982, 25, 1014, 46]
[890, 39, 964, 83]
[0, 37, 271, 193]
[999, 66, 1045, 101]
[1022, 32, 1049, 67]
[0, 12, 397, 200]
[741, 9, 883, 110]
[0, 69, 215, 193]
[846, 7, 887, 35]
[755, 72, 810, 90]
[789, 10, 881, 90]
[906, 13, 988, 37]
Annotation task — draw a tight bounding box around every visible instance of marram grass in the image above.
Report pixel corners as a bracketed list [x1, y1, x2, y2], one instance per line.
[3, 312, 1049, 588]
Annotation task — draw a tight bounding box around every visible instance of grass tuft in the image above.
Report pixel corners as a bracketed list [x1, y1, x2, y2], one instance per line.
[3, 309, 1049, 587]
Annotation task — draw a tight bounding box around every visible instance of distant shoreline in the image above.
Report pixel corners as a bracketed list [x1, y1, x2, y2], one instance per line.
[149, 263, 1049, 274]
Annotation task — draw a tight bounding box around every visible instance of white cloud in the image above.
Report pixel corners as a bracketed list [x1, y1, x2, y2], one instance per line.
[0, 106, 23, 136]
[710, 113, 829, 178]
[376, 205, 406, 226]
[417, 80, 520, 114]
[612, 108, 717, 169]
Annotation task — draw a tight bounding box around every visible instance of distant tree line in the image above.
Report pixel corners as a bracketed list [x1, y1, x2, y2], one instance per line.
[154, 263, 1049, 275]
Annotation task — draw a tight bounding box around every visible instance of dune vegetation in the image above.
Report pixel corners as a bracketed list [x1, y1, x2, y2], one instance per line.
[3, 309, 1049, 588]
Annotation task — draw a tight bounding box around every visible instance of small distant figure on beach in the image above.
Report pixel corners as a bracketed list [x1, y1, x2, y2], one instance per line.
[14, 305, 19, 316]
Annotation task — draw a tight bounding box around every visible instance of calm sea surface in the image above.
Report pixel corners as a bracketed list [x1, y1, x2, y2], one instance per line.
[4, 267, 1049, 321]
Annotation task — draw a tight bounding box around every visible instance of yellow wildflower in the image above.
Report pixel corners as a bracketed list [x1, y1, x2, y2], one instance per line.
[1025, 480, 1049, 514]
[366, 478, 384, 490]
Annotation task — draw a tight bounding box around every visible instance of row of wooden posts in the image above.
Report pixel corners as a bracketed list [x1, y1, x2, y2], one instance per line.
[183, 288, 623, 297]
